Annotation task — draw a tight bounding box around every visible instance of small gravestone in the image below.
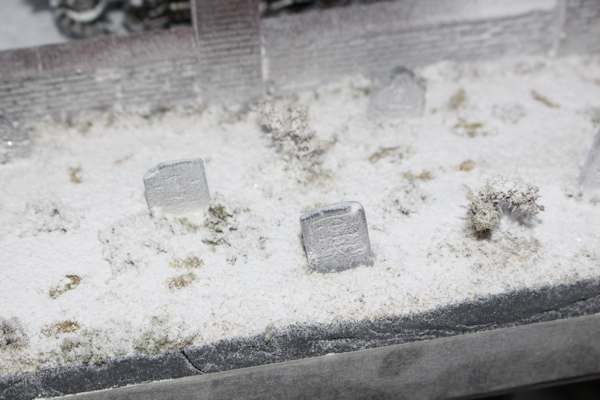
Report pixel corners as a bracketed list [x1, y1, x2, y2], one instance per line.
[300, 202, 373, 273]
[0, 116, 30, 164]
[143, 159, 210, 216]
[368, 67, 426, 121]
[580, 130, 600, 193]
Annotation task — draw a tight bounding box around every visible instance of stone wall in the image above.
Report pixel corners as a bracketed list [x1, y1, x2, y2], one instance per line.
[0, 0, 599, 122]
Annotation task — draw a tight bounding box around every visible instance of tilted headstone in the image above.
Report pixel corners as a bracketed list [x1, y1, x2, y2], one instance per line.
[300, 202, 373, 273]
[0, 116, 30, 164]
[580, 130, 600, 193]
[368, 67, 426, 121]
[143, 159, 210, 216]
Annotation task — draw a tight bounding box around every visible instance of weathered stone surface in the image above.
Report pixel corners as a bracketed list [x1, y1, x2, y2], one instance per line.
[0, 115, 30, 164]
[300, 202, 373, 273]
[580, 129, 600, 193]
[368, 67, 426, 120]
[143, 159, 210, 216]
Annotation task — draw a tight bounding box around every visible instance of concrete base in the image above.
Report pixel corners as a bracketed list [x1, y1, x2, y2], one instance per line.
[49, 313, 600, 400]
[3, 278, 600, 400]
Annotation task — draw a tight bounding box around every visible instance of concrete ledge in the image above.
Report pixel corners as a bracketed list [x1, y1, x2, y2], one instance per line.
[51, 312, 600, 400]
[3, 278, 600, 400]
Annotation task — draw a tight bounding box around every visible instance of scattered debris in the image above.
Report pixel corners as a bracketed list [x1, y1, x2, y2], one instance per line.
[300, 202, 373, 273]
[167, 272, 197, 290]
[0, 317, 27, 350]
[133, 316, 197, 355]
[19, 199, 80, 237]
[169, 256, 204, 270]
[49, 275, 82, 299]
[458, 160, 476, 172]
[143, 158, 211, 216]
[448, 88, 467, 110]
[453, 118, 487, 137]
[368, 146, 404, 164]
[467, 177, 544, 237]
[42, 320, 81, 336]
[368, 67, 426, 120]
[531, 90, 560, 109]
[68, 166, 83, 184]
[492, 103, 526, 124]
[403, 170, 433, 182]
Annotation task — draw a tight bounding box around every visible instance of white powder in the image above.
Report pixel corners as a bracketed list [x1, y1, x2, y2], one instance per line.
[1, 55, 600, 375]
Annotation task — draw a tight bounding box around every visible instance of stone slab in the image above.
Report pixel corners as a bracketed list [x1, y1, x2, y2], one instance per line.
[143, 159, 211, 216]
[300, 202, 373, 273]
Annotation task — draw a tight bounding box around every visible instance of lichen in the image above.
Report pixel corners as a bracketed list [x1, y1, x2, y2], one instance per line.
[467, 177, 544, 237]
[49, 275, 81, 299]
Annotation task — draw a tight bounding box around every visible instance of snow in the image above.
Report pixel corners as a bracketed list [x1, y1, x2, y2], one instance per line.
[0, 54, 600, 376]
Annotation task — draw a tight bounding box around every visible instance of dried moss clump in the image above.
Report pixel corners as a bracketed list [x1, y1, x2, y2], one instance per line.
[467, 177, 544, 237]
[453, 118, 486, 137]
[0, 317, 27, 350]
[458, 160, 476, 172]
[259, 100, 333, 180]
[68, 166, 82, 184]
[170, 256, 204, 270]
[531, 90, 560, 109]
[167, 272, 197, 290]
[42, 320, 81, 336]
[49, 275, 81, 299]
[448, 88, 467, 110]
[133, 316, 197, 355]
[368, 146, 405, 164]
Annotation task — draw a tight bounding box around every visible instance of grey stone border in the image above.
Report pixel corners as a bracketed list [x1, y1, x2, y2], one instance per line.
[3, 278, 600, 400]
[51, 313, 600, 400]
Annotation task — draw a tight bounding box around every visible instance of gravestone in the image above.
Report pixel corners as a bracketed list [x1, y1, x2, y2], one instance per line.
[580, 129, 600, 193]
[0, 116, 30, 164]
[368, 67, 426, 121]
[143, 159, 210, 216]
[300, 202, 373, 273]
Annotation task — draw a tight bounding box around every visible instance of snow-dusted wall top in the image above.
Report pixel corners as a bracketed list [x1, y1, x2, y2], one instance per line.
[0, 0, 598, 121]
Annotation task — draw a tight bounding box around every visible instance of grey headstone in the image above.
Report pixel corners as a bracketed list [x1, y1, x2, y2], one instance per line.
[368, 67, 426, 120]
[0, 116, 30, 164]
[143, 159, 210, 216]
[580, 130, 600, 193]
[300, 202, 373, 273]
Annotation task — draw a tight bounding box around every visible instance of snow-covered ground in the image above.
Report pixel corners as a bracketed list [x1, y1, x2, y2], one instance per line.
[0, 0, 66, 51]
[0, 54, 600, 376]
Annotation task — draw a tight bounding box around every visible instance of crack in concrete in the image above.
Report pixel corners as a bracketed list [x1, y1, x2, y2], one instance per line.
[181, 349, 205, 374]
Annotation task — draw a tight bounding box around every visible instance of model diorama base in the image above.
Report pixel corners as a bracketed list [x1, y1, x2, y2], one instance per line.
[1, 54, 600, 399]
